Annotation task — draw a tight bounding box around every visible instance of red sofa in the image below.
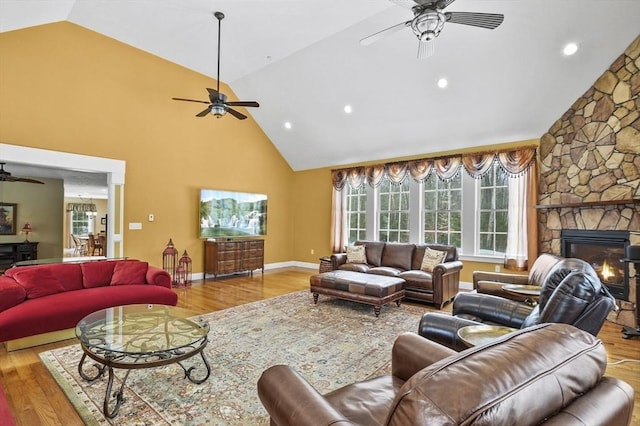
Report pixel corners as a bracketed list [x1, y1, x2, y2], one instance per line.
[0, 259, 177, 350]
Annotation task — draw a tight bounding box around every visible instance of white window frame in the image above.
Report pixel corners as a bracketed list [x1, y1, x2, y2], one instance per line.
[377, 177, 411, 243]
[342, 165, 514, 262]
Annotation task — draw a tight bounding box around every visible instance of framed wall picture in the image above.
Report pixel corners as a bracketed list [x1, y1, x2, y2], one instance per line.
[0, 203, 17, 235]
[101, 217, 107, 225]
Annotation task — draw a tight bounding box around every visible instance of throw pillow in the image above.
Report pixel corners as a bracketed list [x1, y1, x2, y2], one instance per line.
[11, 267, 66, 299]
[82, 261, 117, 288]
[110, 261, 149, 286]
[421, 248, 447, 272]
[0, 279, 27, 312]
[346, 245, 367, 264]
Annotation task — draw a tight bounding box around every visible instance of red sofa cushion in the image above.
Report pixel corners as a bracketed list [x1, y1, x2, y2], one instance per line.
[0, 285, 178, 342]
[111, 261, 149, 285]
[5, 263, 84, 292]
[81, 261, 117, 288]
[8, 267, 66, 299]
[0, 277, 27, 313]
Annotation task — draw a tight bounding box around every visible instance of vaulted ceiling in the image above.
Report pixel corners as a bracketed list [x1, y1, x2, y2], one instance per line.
[1, 0, 639, 175]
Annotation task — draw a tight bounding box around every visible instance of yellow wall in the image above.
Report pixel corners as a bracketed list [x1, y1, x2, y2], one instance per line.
[0, 22, 536, 280]
[291, 167, 334, 259]
[0, 22, 294, 271]
[0, 177, 64, 259]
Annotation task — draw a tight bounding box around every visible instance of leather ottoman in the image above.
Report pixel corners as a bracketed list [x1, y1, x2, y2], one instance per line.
[310, 270, 405, 317]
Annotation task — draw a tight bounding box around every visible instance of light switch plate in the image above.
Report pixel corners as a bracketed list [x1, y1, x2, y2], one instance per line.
[129, 222, 142, 230]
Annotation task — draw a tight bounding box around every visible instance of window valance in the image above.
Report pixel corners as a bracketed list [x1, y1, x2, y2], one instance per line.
[66, 203, 97, 213]
[331, 146, 536, 190]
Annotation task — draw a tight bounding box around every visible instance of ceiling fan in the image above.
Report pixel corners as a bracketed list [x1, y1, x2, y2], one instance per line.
[0, 163, 44, 184]
[361, 0, 504, 58]
[172, 12, 259, 120]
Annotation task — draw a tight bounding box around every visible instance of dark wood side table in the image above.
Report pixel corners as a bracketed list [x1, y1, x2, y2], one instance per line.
[319, 256, 332, 273]
[621, 257, 640, 339]
[0, 241, 38, 272]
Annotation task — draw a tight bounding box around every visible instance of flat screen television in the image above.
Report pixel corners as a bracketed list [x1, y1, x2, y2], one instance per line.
[199, 189, 267, 238]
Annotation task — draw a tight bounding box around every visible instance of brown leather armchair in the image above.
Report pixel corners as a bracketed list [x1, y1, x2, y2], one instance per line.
[258, 324, 634, 425]
[420, 257, 617, 351]
[472, 253, 561, 302]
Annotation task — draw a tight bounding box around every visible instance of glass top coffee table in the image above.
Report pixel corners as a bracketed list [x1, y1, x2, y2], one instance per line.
[75, 304, 210, 418]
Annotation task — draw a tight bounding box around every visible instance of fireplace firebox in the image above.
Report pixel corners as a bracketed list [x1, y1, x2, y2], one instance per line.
[560, 229, 630, 300]
[560, 230, 630, 300]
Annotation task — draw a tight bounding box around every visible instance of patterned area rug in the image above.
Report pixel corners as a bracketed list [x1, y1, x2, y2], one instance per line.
[39, 290, 428, 425]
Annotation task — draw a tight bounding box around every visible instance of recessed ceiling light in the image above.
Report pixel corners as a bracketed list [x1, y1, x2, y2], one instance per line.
[563, 42, 578, 56]
[437, 78, 448, 89]
[344, 105, 353, 114]
[284, 121, 292, 129]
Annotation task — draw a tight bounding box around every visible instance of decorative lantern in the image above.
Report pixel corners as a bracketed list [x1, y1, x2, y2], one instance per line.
[162, 238, 179, 285]
[178, 250, 193, 286]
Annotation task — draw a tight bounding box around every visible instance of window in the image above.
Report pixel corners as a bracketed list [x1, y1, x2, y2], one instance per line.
[423, 172, 462, 248]
[378, 177, 410, 243]
[478, 164, 509, 255]
[342, 164, 515, 259]
[345, 184, 367, 245]
[71, 211, 90, 236]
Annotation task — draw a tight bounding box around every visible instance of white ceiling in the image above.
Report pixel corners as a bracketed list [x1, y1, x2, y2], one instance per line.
[0, 162, 108, 200]
[1, 0, 639, 187]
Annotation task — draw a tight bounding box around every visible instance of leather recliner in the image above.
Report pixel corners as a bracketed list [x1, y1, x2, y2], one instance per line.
[257, 323, 634, 426]
[472, 252, 562, 302]
[419, 257, 617, 351]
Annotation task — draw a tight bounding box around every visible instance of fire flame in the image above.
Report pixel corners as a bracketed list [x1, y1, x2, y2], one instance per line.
[601, 261, 615, 280]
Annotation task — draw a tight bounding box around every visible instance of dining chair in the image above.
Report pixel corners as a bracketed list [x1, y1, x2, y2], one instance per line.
[71, 234, 88, 256]
[88, 234, 103, 256]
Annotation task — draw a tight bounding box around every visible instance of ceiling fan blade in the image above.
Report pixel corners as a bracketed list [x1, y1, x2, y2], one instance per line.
[172, 97, 210, 104]
[389, 0, 421, 10]
[196, 106, 212, 117]
[225, 101, 259, 108]
[417, 40, 435, 59]
[438, 0, 457, 8]
[445, 12, 504, 29]
[0, 162, 45, 184]
[14, 177, 45, 184]
[360, 21, 410, 46]
[226, 107, 247, 120]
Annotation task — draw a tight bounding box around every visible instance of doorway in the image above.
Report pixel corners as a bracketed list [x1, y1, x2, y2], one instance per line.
[0, 143, 125, 258]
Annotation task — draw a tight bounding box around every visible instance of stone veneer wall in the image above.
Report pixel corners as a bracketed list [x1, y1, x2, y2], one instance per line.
[538, 35, 640, 325]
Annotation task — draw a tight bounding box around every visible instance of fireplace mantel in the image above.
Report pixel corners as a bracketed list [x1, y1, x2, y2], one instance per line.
[535, 198, 639, 209]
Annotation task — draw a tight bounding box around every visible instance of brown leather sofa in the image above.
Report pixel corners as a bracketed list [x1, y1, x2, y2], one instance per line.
[473, 252, 561, 302]
[258, 323, 634, 425]
[331, 241, 462, 308]
[419, 257, 617, 351]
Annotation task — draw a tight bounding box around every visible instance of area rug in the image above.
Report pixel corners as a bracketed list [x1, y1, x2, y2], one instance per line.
[39, 290, 429, 425]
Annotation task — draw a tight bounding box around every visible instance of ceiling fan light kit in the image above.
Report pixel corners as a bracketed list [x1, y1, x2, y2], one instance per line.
[362, 0, 504, 58]
[172, 11, 259, 120]
[412, 10, 445, 41]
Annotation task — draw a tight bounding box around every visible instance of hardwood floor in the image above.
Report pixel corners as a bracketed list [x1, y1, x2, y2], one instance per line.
[1, 266, 639, 425]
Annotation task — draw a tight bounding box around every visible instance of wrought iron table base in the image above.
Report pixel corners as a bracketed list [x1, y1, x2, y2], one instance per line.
[78, 349, 211, 418]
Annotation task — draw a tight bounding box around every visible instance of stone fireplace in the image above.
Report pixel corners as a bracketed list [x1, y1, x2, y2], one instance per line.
[538, 35, 639, 327]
